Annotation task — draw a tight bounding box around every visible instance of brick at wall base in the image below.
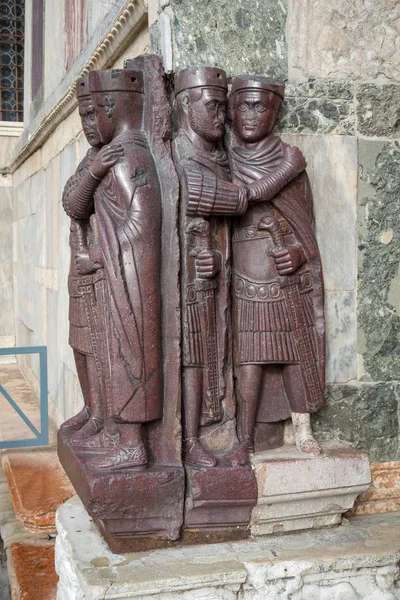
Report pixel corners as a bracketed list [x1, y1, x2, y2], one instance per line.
[346, 460, 400, 517]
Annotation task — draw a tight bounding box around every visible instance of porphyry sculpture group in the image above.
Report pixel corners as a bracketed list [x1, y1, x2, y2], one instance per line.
[58, 55, 326, 551]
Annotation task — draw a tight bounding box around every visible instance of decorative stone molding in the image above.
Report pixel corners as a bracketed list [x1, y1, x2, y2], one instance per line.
[0, 122, 24, 137]
[7, 0, 147, 174]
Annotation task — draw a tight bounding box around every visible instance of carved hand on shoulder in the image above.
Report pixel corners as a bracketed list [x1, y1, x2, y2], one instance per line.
[283, 145, 307, 173]
[75, 252, 95, 275]
[90, 144, 124, 179]
[272, 245, 305, 276]
[195, 250, 221, 280]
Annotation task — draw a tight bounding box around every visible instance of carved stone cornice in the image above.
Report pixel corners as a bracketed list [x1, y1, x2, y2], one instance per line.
[7, 0, 147, 174]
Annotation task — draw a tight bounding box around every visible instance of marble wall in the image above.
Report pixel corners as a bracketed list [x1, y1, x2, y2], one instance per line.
[149, 0, 400, 462]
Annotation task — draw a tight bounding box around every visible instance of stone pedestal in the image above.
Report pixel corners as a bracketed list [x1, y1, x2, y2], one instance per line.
[250, 441, 371, 536]
[56, 495, 400, 600]
[58, 431, 185, 552]
[184, 464, 257, 542]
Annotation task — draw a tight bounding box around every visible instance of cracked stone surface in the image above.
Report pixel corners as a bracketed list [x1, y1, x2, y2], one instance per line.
[56, 496, 400, 599]
[313, 382, 399, 463]
[277, 80, 355, 135]
[356, 84, 400, 138]
[357, 141, 400, 383]
[288, 0, 400, 81]
[168, 0, 287, 78]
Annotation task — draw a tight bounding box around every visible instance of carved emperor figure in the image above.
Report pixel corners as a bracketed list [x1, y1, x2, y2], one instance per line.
[229, 76, 326, 457]
[65, 69, 162, 470]
[172, 67, 249, 468]
[60, 77, 123, 444]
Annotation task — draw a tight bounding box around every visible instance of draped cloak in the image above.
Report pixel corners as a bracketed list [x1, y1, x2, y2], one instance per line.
[93, 131, 162, 423]
[230, 136, 325, 416]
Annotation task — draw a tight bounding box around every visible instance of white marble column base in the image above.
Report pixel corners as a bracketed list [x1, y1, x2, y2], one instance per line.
[250, 441, 371, 536]
[56, 494, 400, 600]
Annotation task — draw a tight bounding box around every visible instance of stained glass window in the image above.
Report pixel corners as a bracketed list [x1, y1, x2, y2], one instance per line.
[0, 0, 24, 122]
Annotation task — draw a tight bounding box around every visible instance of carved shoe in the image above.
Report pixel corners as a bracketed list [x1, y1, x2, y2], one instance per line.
[184, 439, 217, 468]
[225, 443, 250, 467]
[60, 406, 90, 433]
[296, 435, 323, 457]
[72, 430, 116, 454]
[70, 417, 103, 443]
[87, 443, 148, 472]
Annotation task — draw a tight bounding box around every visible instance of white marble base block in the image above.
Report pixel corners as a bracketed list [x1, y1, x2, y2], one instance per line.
[250, 441, 371, 537]
[56, 496, 400, 600]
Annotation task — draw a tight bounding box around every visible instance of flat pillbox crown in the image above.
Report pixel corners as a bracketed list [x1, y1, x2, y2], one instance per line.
[231, 75, 285, 99]
[175, 67, 227, 95]
[76, 77, 90, 100]
[89, 69, 144, 94]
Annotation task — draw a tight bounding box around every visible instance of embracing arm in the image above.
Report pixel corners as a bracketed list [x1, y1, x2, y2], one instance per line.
[247, 145, 307, 204]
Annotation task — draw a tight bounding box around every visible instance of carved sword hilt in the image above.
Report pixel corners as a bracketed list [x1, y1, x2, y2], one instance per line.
[186, 217, 212, 252]
[258, 215, 284, 251]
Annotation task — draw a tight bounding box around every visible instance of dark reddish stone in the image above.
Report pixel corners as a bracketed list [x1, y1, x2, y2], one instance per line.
[184, 464, 257, 531]
[58, 430, 184, 551]
[58, 55, 185, 548]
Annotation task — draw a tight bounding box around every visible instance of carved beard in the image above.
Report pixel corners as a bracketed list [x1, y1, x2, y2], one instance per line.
[188, 104, 224, 143]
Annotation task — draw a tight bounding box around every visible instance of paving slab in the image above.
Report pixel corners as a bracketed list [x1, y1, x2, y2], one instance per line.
[2, 449, 75, 534]
[10, 540, 58, 600]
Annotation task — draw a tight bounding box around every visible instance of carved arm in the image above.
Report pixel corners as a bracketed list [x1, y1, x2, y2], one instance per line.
[247, 145, 307, 204]
[185, 170, 248, 217]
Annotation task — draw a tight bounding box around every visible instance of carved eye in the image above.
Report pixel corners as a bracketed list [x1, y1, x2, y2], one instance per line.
[237, 103, 248, 112]
[255, 103, 267, 113]
[207, 100, 217, 109]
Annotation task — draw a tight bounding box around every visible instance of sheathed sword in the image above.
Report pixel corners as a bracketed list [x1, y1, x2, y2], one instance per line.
[258, 215, 323, 411]
[187, 218, 223, 425]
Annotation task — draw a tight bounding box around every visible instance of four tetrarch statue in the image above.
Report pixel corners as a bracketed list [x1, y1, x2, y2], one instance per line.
[58, 57, 326, 551]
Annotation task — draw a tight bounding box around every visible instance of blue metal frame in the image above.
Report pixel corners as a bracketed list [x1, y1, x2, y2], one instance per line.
[0, 346, 48, 449]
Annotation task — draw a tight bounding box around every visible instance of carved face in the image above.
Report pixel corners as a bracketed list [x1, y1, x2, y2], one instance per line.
[232, 90, 282, 144]
[78, 98, 101, 147]
[92, 92, 117, 144]
[186, 87, 227, 143]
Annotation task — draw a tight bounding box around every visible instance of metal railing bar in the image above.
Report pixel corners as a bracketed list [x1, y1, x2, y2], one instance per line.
[0, 383, 41, 438]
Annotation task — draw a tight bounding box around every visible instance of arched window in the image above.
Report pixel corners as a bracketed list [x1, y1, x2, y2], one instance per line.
[0, 0, 24, 122]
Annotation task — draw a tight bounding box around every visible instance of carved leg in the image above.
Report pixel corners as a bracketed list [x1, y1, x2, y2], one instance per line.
[70, 354, 103, 442]
[182, 367, 216, 468]
[282, 364, 323, 457]
[235, 364, 263, 453]
[60, 350, 91, 433]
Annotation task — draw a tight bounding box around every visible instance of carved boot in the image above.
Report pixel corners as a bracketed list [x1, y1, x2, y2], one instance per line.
[60, 406, 90, 433]
[87, 442, 148, 472]
[183, 438, 217, 468]
[72, 429, 116, 454]
[292, 412, 323, 457]
[70, 416, 103, 443]
[225, 443, 250, 467]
